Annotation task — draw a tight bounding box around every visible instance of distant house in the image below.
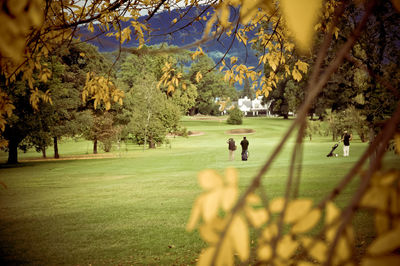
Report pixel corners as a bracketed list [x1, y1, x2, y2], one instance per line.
[216, 96, 272, 116]
[237, 96, 271, 116]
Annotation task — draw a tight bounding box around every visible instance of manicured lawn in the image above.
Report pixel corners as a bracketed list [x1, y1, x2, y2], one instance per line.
[0, 117, 398, 264]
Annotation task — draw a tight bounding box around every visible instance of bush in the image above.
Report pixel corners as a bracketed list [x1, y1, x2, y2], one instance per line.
[227, 107, 243, 125]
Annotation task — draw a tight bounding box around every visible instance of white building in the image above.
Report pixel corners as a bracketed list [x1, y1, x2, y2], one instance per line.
[237, 96, 271, 116]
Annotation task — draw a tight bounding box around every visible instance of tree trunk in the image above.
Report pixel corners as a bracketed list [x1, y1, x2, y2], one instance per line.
[7, 137, 19, 164]
[93, 138, 98, 154]
[42, 146, 47, 158]
[148, 139, 156, 149]
[53, 137, 59, 158]
[369, 128, 376, 167]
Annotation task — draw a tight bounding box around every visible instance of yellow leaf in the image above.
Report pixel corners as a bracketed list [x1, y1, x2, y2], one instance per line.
[202, 190, 222, 222]
[198, 169, 223, 190]
[292, 208, 321, 233]
[199, 224, 219, 244]
[284, 198, 313, 224]
[295, 60, 309, 73]
[187, 197, 202, 231]
[195, 71, 203, 83]
[88, 22, 94, 33]
[277, 234, 299, 259]
[229, 215, 249, 261]
[240, 0, 260, 25]
[221, 187, 238, 211]
[325, 201, 340, 241]
[367, 225, 400, 255]
[230, 56, 238, 65]
[197, 247, 215, 266]
[261, 223, 278, 241]
[269, 197, 285, 213]
[360, 186, 390, 211]
[245, 207, 269, 228]
[257, 244, 272, 261]
[172, 18, 178, 24]
[219, 4, 230, 28]
[246, 193, 261, 205]
[280, 0, 322, 52]
[225, 168, 238, 186]
[361, 255, 400, 266]
[217, 237, 234, 265]
[292, 68, 302, 81]
[336, 235, 352, 262]
[301, 237, 327, 263]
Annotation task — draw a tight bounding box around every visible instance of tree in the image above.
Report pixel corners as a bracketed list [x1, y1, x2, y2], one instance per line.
[1, 77, 51, 164]
[240, 76, 255, 99]
[188, 55, 237, 115]
[127, 78, 181, 149]
[226, 106, 243, 125]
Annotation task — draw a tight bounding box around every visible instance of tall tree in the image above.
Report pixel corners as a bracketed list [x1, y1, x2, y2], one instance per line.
[188, 55, 237, 115]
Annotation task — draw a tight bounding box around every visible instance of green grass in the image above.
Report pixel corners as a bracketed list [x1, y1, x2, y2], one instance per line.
[0, 117, 399, 264]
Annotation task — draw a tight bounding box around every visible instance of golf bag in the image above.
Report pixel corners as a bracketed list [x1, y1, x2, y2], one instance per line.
[326, 141, 340, 157]
[242, 150, 249, 161]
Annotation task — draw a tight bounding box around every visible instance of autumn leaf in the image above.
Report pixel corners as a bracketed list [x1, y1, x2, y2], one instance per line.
[301, 237, 327, 263]
[202, 190, 222, 222]
[269, 197, 285, 212]
[225, 167, 238, 186]
[257, 244, 273, 261]
[367, 225, 400, 255]
[284, 198, 313, 224]
[221, 186, 238, 211]
[197, 247, 216, 266]
[292, 208, 321, 233]
[199, 224, 220, 244]
[280, 0, 322, 52]
[277, 234, 299, 259]
[198, 169, 223, 190]
[230, 215, 249, 261]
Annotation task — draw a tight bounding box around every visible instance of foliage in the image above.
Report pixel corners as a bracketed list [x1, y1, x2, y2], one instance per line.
[188, 167, 400, 266]
[304, 120, 323, 141]
[126, 78, 181, 149]
[226, 107, 243, 125]
[188, 55, 237, 115]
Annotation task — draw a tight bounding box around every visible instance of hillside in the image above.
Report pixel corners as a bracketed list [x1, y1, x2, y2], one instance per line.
[77, 6, 259, 67]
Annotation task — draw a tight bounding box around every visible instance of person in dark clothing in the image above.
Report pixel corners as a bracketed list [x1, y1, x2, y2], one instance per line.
[240, 136, 249, 161]
[341, 130, 352, 157]
[227, 138, 236, 161]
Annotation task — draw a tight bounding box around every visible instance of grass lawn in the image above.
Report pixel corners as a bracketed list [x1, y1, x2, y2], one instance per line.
[0, 117, 399, 265]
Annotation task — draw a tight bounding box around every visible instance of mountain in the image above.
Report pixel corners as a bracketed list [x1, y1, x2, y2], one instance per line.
[77, 6, 259, 68]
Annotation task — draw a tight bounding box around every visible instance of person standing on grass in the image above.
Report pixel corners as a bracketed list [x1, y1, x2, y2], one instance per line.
[341, 130, 353, 157]
[227, 138, 236, 161]
[240, 136, 249, 161]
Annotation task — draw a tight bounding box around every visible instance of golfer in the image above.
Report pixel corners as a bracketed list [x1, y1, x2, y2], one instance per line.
[341, 130, 353, 157]
[240, 136, 249, 161]
[227, 138, 236, 161]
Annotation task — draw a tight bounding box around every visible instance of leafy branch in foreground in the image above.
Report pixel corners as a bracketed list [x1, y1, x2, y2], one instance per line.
[187, 0, 400, 265]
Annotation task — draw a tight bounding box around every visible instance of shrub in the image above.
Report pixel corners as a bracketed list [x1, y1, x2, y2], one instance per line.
[227, 107, 243, 125]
